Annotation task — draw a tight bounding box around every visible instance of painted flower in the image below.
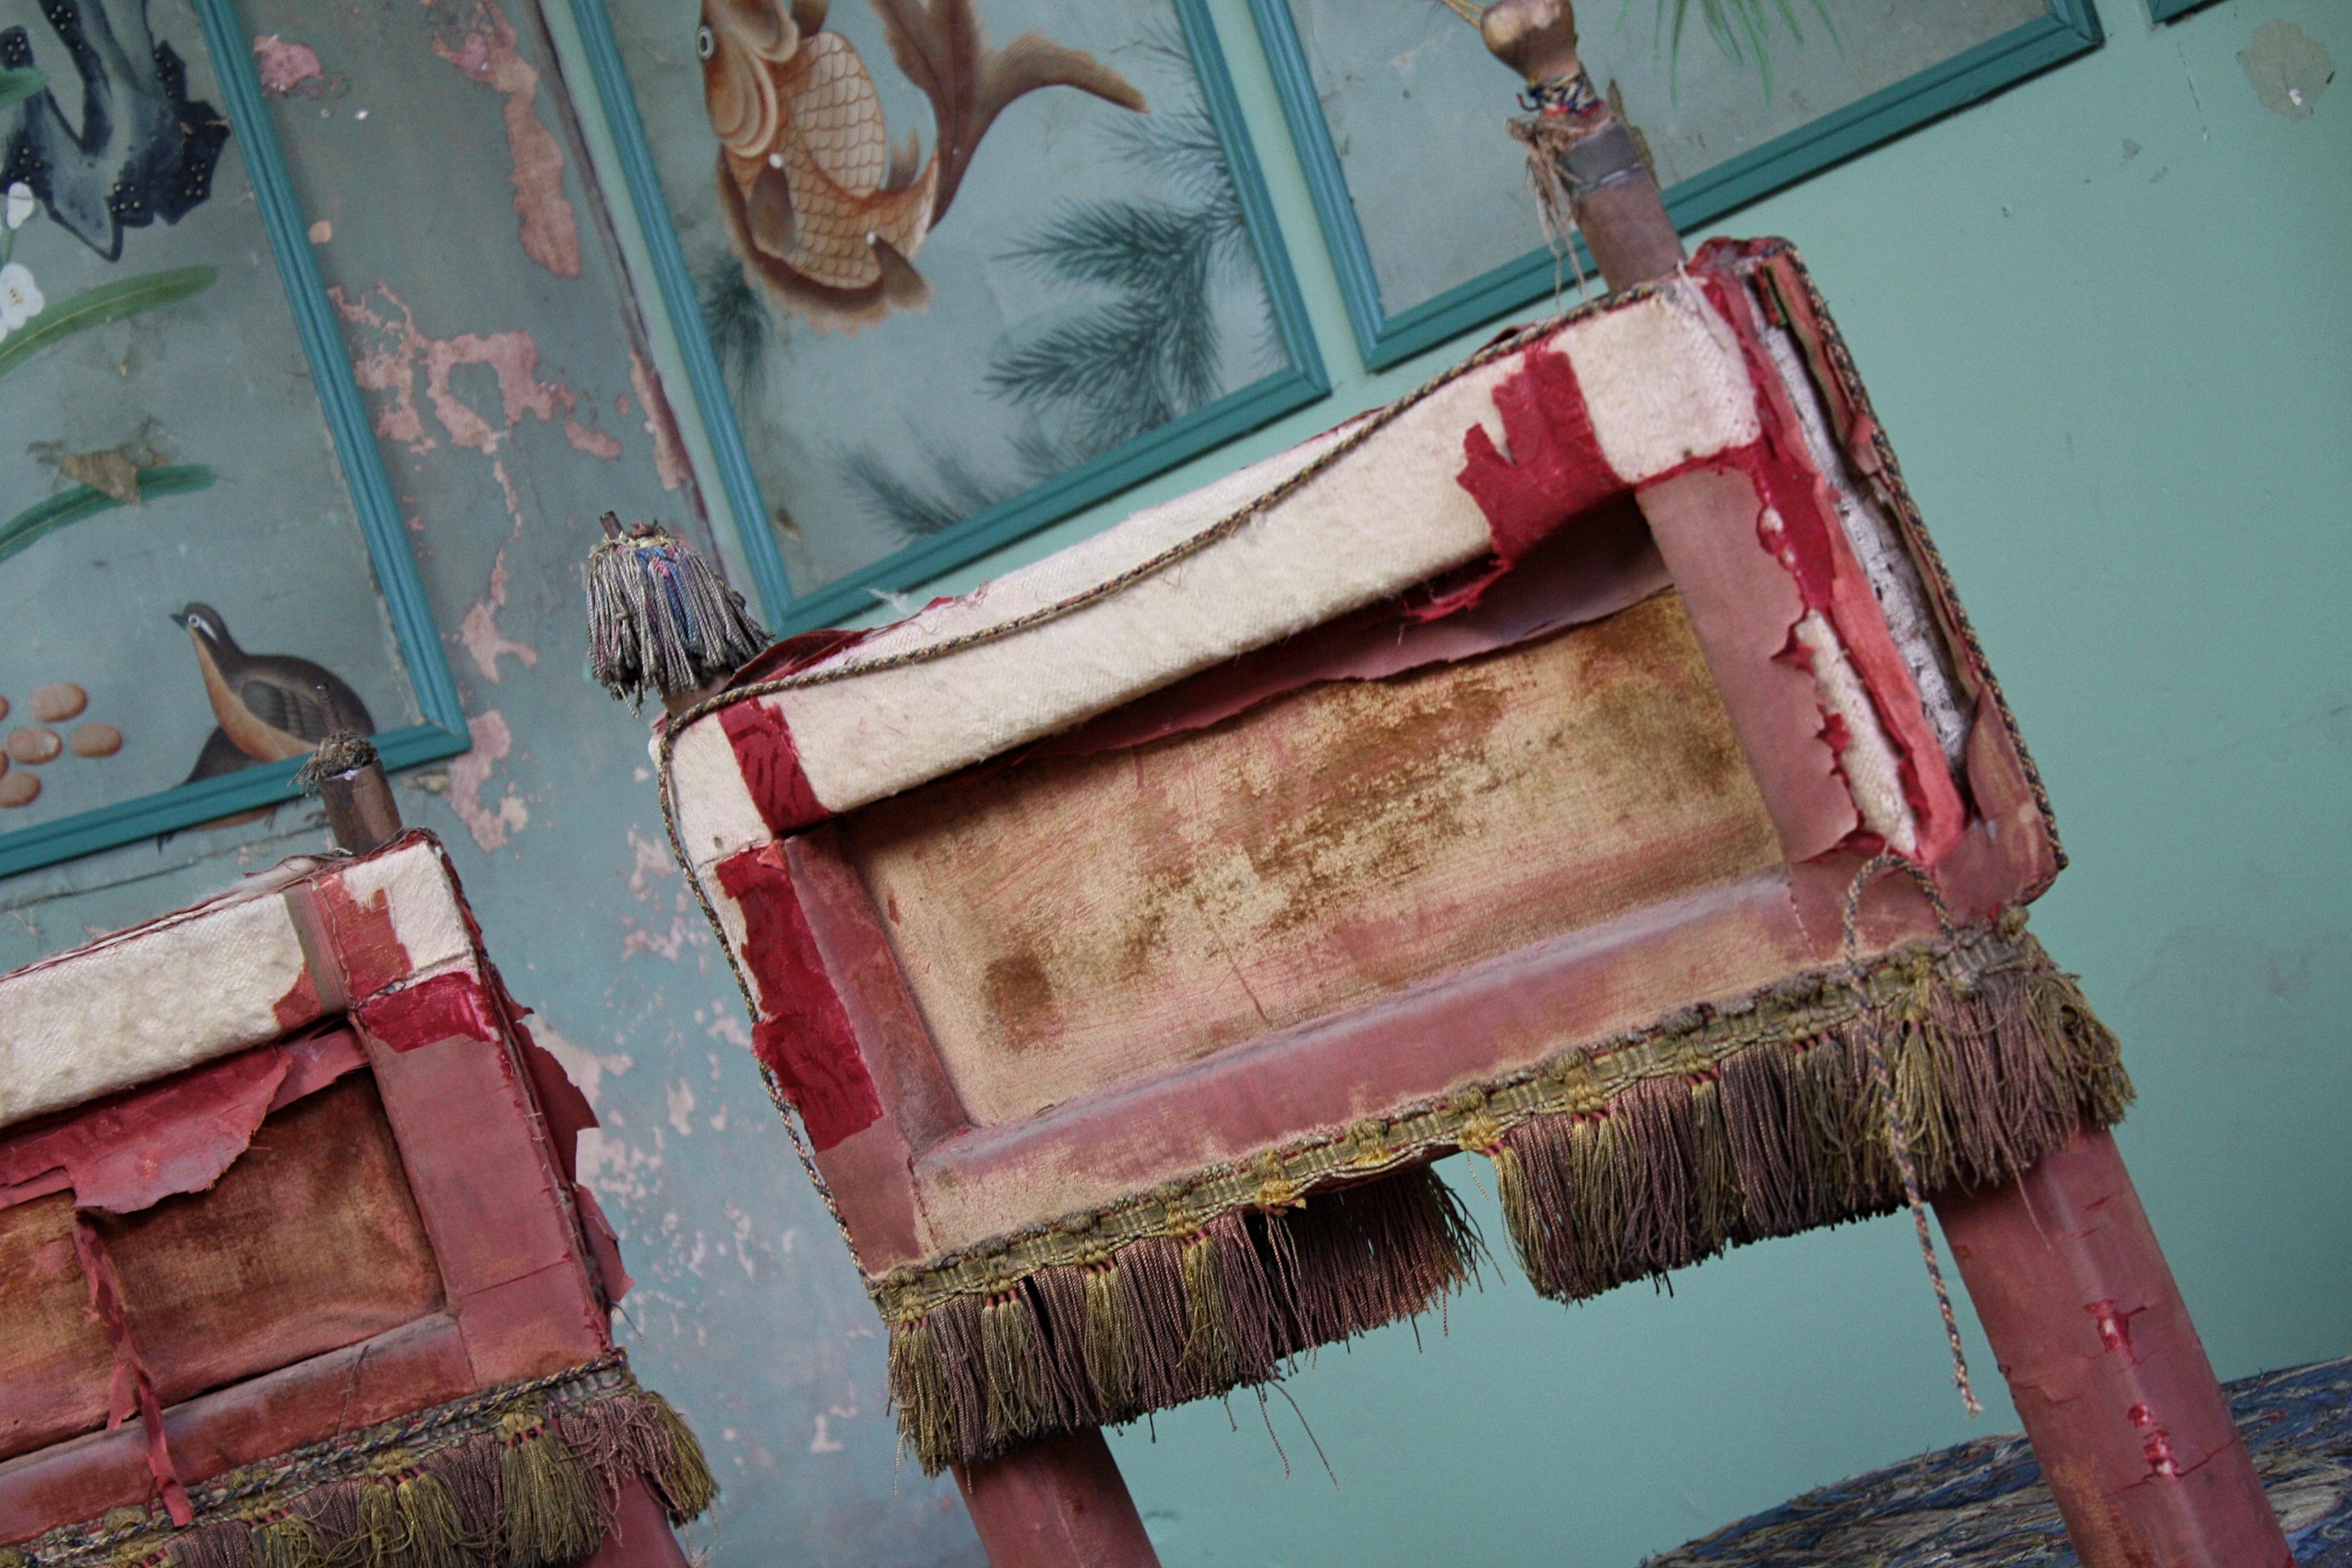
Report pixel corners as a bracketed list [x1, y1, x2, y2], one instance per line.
[0, 262, 42, 332]
[4, 182, 30, 231]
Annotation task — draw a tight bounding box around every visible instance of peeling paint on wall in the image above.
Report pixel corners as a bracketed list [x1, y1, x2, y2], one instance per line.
[459, 551, 541, 682]
[330, 284, 618, 460]
[629, 351, 691, 493]
[251, 34, 325, 96]
[426, 0, 584, 276]
[445, 708, 528, 849]
[2241, 21, 2334, 119]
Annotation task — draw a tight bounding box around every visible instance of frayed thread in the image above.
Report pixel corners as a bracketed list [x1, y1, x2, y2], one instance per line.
[888, 1168, 1483, 1473]
[878, 923, 2129, 1472]
[12, 1364, 714, 1568]
[1494, 953, 2128, 1302]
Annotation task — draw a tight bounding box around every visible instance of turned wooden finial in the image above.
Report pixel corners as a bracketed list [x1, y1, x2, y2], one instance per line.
[1477, 0, 1683, 290]
[1480, 0, 1581, 85]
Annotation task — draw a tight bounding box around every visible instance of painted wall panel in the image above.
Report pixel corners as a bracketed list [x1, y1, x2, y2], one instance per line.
[0, 0, 979, 1560]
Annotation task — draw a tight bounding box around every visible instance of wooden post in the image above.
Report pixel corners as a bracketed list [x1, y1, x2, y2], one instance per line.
[1936, 1131, 2290, 1568]
[313, 754, 402, 854]
[577, 1477, 694, 1568]
[1474, 10, 2285, 1563]
[955, 1429, 1164, 1568]
[1478, 0, 1684, 291]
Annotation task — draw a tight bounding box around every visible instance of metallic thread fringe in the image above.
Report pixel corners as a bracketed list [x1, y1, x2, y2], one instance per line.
[888, 1169, 1483, 1473]
[1495, 956, 2129, 1301]
[584, 524, 766, 708]
[881, 931, 2131, 1471]
[4, 1371, 716, 1568]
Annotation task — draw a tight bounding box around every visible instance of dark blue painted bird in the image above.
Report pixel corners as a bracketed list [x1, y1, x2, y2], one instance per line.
[0, 0, 229, 260]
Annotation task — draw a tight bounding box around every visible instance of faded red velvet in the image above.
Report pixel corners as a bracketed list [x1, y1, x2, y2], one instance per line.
[713, 843, 882, 1151]
[68, 1216, 191, 1525]
[355, 969, 503, 1051]
[1457, 345, 1621, 561]
[0, 1032, 366, 1217]
[712, 628, 875, 835]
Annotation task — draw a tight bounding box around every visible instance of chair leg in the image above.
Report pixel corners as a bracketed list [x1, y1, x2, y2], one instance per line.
[955, 1426, 1163, 1568]
[1935, 1129, 2290, 1568]
[577, 1477, 692, 1567]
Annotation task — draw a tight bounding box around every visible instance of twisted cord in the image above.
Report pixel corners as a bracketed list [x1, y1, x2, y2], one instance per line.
[1842, 852, 1982, 1416]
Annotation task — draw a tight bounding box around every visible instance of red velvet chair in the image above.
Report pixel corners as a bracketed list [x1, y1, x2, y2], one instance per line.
[0, 828, 713, 1568]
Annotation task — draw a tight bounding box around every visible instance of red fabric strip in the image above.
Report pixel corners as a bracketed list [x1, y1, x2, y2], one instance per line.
[0, 1033, 359, 1218]
[713, 843, 881, 1151]
[1449, 345, 1626, 616]
[718, 699, 828, 835]
[69, 1215, 192, 1526]
[708, 627, 874, 835]
[314, 866, 415, 1003]
[270, 962, 324, 1034]
[356, 969, 503, 1051]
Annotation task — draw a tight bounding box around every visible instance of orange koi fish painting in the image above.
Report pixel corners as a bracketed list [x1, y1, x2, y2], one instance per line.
[699, 0, 1146, 331]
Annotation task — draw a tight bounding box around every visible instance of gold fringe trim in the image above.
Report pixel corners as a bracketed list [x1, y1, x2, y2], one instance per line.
[881, 918, 2130, 1471]
[889, 1170, 1483, 1473]
[5, 1357, 716, 1568]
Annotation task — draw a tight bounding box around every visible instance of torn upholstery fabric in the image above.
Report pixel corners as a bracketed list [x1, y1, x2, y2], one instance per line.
[1, 1353, 713, 1568]
[0, 834, 701, 1554]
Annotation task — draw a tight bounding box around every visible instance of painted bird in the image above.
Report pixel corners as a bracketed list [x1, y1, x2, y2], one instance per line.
[171, 604, 372, 775]
[699, 0, 1144, 332]
[1, 0, 230, 260]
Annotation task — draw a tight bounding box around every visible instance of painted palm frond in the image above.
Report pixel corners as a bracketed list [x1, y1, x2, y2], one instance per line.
[0, 266, 214, 381]
[841, 28, 1272, 544]
[697, 249, 774, 401]
[1641, 0, 1840, 95]
[987, 197, 1223, 459]
[840, 446, 1018, 539]
[984, 36, 1267, 468]
[0, 463, 214, 565]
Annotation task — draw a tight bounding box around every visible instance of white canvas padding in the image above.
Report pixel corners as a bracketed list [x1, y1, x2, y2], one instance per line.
[1756, 318, 1970, 768]
[774, 372, 1503, 817]
[675, 282, 1764, 839]
[670, 698, 789, 873]
[337, 840, 475, 982]
[1792, 609, 1919, 857]
[0, 892, 309, 1130]
[1563, 281, 1760, 483]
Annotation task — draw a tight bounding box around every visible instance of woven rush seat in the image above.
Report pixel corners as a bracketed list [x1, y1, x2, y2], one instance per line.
[1651, 1356, 2351, 1566]
[659, 238, 2129, 1474]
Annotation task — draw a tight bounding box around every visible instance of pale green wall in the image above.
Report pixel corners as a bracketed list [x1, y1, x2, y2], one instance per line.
[909, 0, 2352, 1560]
[2, 1, 2338, 1564]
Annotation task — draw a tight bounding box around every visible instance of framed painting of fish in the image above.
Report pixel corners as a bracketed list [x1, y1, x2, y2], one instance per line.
[569, 0, 1329, 634]
[0, 0, 468, 876]
[1250, 0, 2102, 368]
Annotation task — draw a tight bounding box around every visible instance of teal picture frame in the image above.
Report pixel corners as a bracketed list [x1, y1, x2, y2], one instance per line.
[2146, 0, 2219, 20]
[1250, 0, 2105, 371]
[0, 0, 471, 878]
[569, 0, 1329, 636]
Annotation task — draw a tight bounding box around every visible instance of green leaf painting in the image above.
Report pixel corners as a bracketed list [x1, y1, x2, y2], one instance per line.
[0, 266, 216, 381]
[0, 65, 44, 113]
[0, 465, 215, 566]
